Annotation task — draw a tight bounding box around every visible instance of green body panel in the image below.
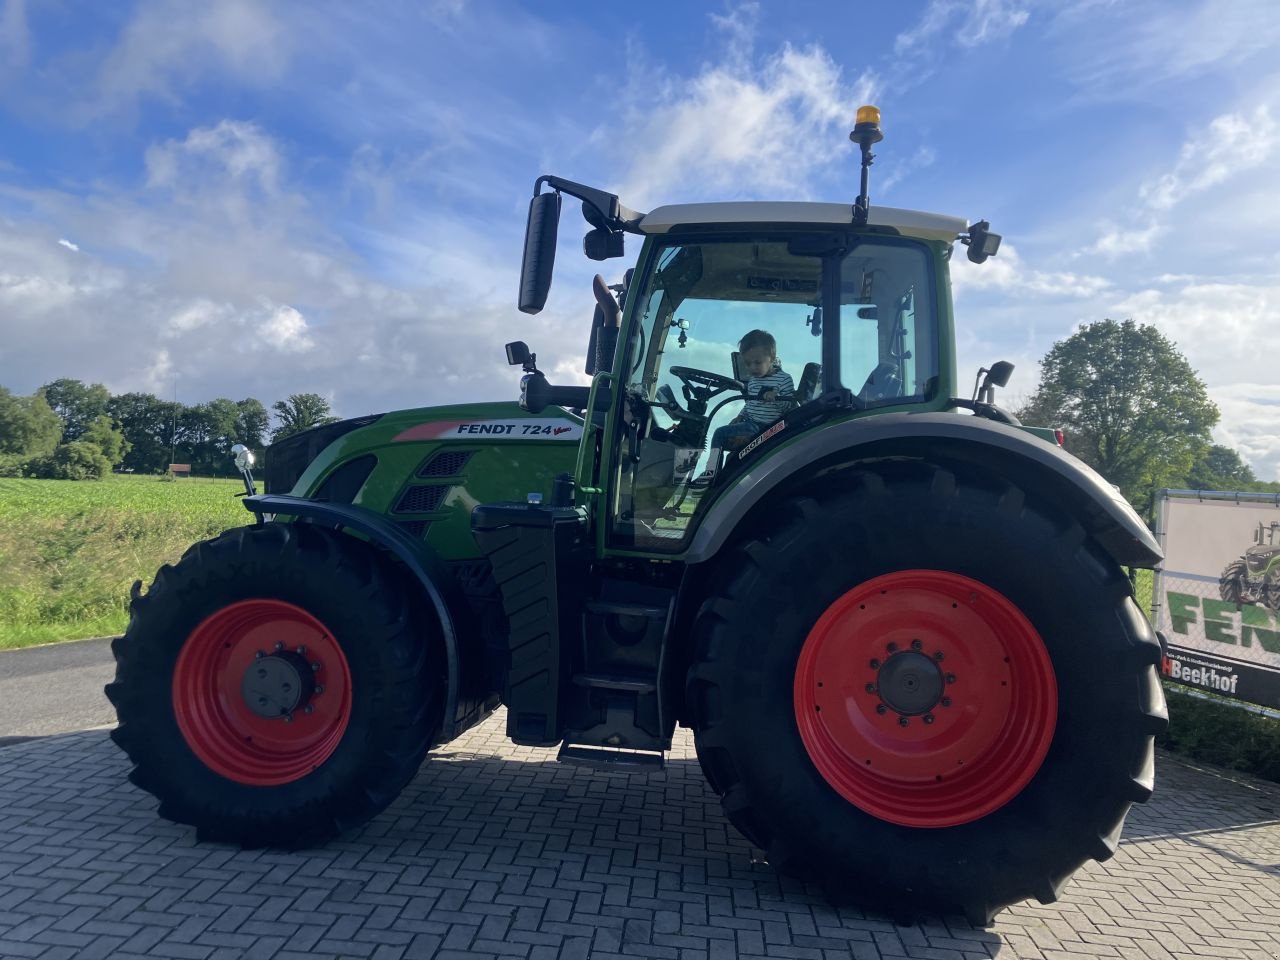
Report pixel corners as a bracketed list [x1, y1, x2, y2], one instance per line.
[290, 401, 580, 561]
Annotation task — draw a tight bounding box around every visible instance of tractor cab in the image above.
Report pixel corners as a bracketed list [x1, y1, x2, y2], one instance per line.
[1246, 521, 1280, 576]
[510, 106, 1005, 553]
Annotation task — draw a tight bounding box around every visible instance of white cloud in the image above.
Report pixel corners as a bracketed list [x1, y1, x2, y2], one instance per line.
[1057, 0, 1280, 96]
[1139, 107, 1276, 212]
[1212, 384, 1280, 482]
[56, 238, 79, 252]
[607, 8, 876, 207]
[1082, 222, 1162, 258]
[0, 0, 28, 74]
[1082, 104, 1277, 259]
[259, 304, 314, 353]
[895, 0, 1030, 53]
[146, 120, 282, 193]
[878, 146, 938, 196]
[952, 242, 1111, 298]
[96, 0, 289, 116]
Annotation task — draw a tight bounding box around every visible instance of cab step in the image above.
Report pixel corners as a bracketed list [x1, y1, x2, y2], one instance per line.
[557, 743, 665, 770]
[571, 673, 657, 693]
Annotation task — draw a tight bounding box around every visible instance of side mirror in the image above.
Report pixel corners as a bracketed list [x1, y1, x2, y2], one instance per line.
[976, 360, 1014, 404]
[518, 192, 561, 314]
[855, 304, 878, 320]
[505, 341, 532, 367]
[231, 443, 254, 472]
[965, 220, 1002, 264]
[986, 360, 1014, 388]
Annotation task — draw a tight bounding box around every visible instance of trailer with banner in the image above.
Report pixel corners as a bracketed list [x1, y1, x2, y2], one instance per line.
[1153, 489, 1280, 711]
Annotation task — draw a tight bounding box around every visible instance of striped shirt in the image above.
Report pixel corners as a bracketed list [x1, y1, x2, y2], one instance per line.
[743, 369, 796, 425]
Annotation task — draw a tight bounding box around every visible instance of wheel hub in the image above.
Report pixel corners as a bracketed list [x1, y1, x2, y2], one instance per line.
[793, 570, 1058, 828]
[876, 650, 943, 716]
[241, 651, 316, 719]
[173, 599, 352, 786]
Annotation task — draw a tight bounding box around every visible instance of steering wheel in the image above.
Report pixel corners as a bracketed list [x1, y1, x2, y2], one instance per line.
[668, 366, 743, 395]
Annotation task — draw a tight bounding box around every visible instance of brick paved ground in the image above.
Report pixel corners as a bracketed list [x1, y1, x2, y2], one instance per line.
[0, 712, 1277, 960]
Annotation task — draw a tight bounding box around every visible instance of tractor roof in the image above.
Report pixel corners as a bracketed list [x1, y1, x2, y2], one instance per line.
[638, 202, 967, 244]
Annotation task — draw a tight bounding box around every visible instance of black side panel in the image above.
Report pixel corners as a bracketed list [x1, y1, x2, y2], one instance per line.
[313, 454, 377, 505]
[686, 413, 1162, 568]
[263, 415, 382, 494]
[471, 502, 590, 746]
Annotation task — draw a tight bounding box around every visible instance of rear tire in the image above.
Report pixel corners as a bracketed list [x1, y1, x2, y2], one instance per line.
[106, 523, 441, 847]
[685, 463, 1167, 923]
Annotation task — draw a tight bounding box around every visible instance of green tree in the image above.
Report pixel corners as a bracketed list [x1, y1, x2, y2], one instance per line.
[271, 393, 339, 442]
[234, 398, 269, 452]
[26, 441, 112, 480]
[1185, 444, 1256, 491]
[81, 414, 130, 467]
[39, 378, 110, 442]
[1018, 319, 1219, 516]
[0, 387, 62, 458]
[107, 392, 183, 474]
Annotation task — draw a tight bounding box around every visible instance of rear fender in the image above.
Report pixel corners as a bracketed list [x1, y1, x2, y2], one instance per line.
[244, 494, 473, 740]
[685, 412, 1162, 569]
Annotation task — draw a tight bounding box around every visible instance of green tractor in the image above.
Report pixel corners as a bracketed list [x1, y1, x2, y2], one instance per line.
[1220, 520, 1280, 613]
[106, 108, 1167, 923]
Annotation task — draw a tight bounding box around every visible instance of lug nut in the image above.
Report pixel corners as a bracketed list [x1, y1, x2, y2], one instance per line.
[911, 639, 923, 650]
[941, 697, 952, 707]
[283, 714, 293, 723]
[255, 651, 265, 660]
[869, 658, 880, 669]
[274, 641, 284, 652]
[933, 651, 944, 661]
[314, 685, 324, 695]
[303, 704, 314, 714]
[875, 704, 887, 715]
[924, 714, 935, 725]
[945, 673, 956, 684]
[898, 716, 909, 728]
[297, 645, 307, 654]
[311, 662, 321, 672]
[865, 683, 877, 694]
[887, 642, 898, 653]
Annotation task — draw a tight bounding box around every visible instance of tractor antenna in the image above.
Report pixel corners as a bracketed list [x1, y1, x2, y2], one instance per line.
[850, 105, 883, 227]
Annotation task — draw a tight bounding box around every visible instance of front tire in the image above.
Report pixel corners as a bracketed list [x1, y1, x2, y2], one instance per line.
[685, 463, 1167, 923]
[106, 523, 441, 847]
[1219, 558, 1250, 605]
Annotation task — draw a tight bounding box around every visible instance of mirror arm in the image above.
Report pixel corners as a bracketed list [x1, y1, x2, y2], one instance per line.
[535, 175, 644, 232]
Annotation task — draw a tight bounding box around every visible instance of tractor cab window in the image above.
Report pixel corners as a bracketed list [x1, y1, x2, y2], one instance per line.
[840, 241, 938, 405]
[612, 238, 823, 550]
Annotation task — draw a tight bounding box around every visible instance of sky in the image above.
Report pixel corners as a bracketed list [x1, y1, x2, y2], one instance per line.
[1, 0, 1278, 477]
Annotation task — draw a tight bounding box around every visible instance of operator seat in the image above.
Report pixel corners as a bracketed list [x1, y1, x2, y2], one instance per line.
[795, 362, 821, 404]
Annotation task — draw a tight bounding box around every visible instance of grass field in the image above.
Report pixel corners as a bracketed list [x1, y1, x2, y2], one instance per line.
[0, 475, 246, 649]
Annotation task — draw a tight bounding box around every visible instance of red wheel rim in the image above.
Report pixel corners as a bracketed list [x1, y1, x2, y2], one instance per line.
[794, 570, 1057, 828]
[173, 599, 353, 786]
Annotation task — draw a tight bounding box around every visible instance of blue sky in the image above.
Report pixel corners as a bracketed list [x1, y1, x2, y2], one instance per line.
[1, 0, 1278, 476]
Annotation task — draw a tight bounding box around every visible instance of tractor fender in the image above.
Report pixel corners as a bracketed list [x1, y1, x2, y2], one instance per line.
[685, 412, 1162, 569]
[243, 494, 468, 738]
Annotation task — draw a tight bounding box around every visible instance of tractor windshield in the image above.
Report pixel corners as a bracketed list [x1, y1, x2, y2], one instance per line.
[613, 233, 940, 550]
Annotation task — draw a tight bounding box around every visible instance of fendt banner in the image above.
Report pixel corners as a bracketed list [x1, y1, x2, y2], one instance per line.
[1153, 490, 1280, 710]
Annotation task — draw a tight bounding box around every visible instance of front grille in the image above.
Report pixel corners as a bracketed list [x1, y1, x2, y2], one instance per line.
[263, 414, 382, 494]
[417, 450, 474, 478]
[393, 484, 450, 514]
